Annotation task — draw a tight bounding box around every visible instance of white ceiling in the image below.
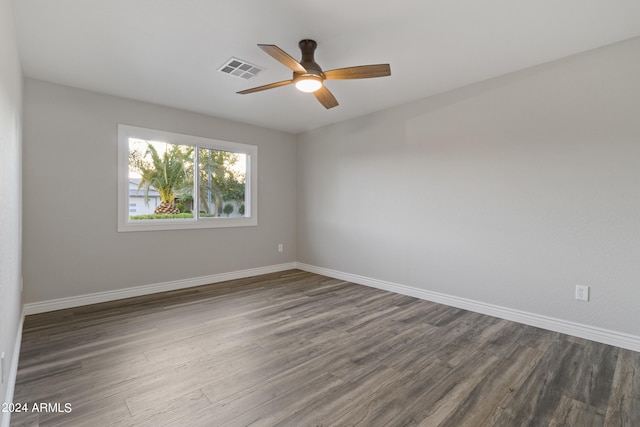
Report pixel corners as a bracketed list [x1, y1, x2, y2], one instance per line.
[12, 0, 640, 134]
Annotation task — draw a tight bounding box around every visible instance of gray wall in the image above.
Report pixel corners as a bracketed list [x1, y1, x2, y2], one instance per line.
[0, 0, 23, 410]
[297, 37, 640, 337]
[22, 79, 296, 303]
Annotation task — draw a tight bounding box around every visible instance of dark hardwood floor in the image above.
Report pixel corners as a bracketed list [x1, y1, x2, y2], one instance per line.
[10, 270, 640, 426]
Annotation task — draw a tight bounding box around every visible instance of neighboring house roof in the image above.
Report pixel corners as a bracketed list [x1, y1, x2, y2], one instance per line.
[129, 178, 160, 198]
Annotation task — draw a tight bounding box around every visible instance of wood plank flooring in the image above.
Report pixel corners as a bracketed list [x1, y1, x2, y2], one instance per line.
[10, 270, 640, 426]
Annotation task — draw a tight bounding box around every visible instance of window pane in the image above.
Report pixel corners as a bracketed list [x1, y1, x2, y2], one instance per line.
[128, 138, 194, 221]
[198, 148, 247, 217]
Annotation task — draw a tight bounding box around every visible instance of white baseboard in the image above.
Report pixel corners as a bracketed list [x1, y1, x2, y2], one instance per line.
[23, 263, 298, 315]
[1, 309, 25, 427]
[296, 263, 640, 353]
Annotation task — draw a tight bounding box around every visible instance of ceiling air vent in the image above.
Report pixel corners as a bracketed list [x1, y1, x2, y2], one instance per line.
[218, 57, 263, 79]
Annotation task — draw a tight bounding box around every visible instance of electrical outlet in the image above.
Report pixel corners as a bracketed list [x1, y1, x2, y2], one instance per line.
[1, 352, 5, 384]
[278, 243, 284, 252]
[575, 285, 589, 301]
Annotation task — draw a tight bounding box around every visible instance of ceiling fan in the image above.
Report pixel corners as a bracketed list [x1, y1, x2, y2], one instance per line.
[237, 39, 391, 109]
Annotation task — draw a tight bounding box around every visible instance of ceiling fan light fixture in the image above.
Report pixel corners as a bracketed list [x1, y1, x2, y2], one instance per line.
[294, 75, 323, 93]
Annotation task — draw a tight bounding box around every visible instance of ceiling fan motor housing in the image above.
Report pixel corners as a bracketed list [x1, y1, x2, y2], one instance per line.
[297, 39, 323, 77]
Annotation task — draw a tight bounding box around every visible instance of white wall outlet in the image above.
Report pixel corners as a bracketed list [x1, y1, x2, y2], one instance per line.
[575, 285, 589, 301]
[1, 352, 5, 384]
[277, 243, 284, 252]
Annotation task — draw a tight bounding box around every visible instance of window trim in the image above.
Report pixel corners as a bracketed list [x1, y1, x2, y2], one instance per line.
[118, 124, 257, 232]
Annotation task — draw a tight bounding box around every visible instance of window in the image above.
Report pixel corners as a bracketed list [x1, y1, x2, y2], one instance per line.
[118, 124, 257, 232]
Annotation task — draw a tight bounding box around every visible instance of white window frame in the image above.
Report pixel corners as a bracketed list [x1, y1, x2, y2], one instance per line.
[118, 124, 257, 232]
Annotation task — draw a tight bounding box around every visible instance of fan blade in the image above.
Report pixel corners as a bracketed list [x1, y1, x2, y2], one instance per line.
[314, 86, 339, 109]
[237, 79, 293, 95]
[324, 64, 391, 80]
[258, 44, 307, 73]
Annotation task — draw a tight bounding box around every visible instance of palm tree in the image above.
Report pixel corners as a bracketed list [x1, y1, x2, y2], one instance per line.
[130, 143, 193, 214]
[198, 148, 226, 216]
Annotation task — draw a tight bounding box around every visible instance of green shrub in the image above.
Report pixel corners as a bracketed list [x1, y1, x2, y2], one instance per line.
[129, 213, 194, 220]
